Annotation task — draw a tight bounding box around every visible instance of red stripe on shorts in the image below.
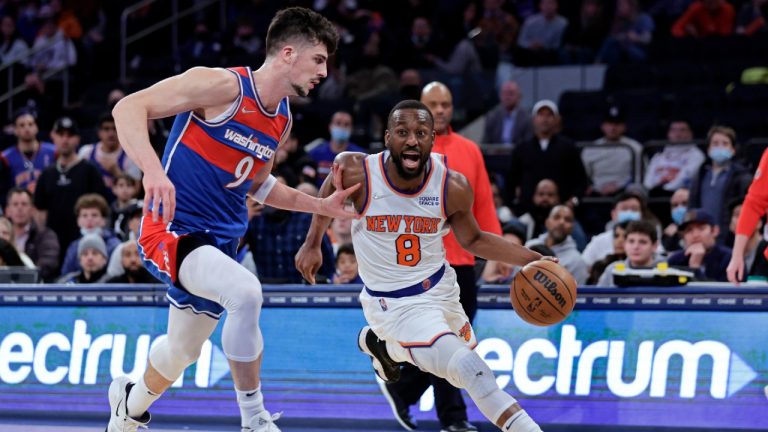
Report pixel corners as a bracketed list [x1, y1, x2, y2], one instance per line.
[138, 217, 184, 283]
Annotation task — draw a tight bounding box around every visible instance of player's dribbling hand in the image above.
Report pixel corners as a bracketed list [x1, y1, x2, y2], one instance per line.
[295, 242, 323, 285]
[143, 169, 176, 223]
[539, 255, 559, 263]
[320, 164, 361, 219]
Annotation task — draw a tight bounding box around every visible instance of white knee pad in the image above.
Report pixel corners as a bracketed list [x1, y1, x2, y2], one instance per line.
[219, 276, 264, 362]
[445, 346, 498, 399]
[150, 306, 219, 381]
[149, 337, 197, 381]
[179, 246, 265, 363]
[409, 336, 516, 424]
[409, 336, 497, 397]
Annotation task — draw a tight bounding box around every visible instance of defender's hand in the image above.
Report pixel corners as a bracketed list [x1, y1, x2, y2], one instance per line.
[319, 164, 361, 219]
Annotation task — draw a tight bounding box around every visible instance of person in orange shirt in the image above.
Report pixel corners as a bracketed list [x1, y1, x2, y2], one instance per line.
[672, 0, 736, 38]
[377, 81, 503, 432]
[727, 148, 768, 283]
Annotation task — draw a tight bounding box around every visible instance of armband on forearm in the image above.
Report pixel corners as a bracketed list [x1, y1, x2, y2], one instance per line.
[252, 174, 277, 203]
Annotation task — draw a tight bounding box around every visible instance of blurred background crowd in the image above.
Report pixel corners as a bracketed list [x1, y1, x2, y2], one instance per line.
[0, 0, 766, 286]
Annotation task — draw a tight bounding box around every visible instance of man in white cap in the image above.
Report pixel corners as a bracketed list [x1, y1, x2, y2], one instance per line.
[505, 99, 587, 215]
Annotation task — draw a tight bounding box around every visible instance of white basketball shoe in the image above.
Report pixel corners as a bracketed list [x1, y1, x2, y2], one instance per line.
[105, 376, 151, 432]
[243, 410, 282, 432]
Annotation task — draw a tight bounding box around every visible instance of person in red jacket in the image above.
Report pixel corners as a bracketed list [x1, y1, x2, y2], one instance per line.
[376, 81, 503, 432]
[727, 148, 768, 283]
[672, 0, 736, 38]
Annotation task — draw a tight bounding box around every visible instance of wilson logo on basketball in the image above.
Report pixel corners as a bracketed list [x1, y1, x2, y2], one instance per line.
[533, 270, 566, 308]
[458, 322, 472, 342]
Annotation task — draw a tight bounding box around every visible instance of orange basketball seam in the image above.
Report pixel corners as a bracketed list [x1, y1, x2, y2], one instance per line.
[519, 270, 567, 318]
[511, 275, 550, 325]
[528, 263, 576, 303]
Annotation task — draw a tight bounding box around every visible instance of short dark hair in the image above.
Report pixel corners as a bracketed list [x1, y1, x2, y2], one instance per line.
[387, 99, 434, 129]
[265, 7, 339, 56]
[502, 222, 527, 243]
[0, 238, 23, 267]
[706, 125, 737, 148]
[98, 112, 115, 128]
[336, 243, 355, 263]
[613, 191, 645, 209]
[613, 220, 630, 235]
[668, 117, 691, 127]
[529, 243, 555, 257]
[625, 220, 657, 243]
[114, 173, 137, 187]
[13, 108, 36, 124]
[7, 187, 33, 202]
[75, 193, 110, 219]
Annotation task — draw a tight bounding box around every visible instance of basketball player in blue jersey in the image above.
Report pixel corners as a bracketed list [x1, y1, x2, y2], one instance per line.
[296, 100, 554, 432]
[107, 8, 357, 432]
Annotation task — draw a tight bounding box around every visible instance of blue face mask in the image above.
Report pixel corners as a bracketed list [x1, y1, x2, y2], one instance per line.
[617, 210, 641, 223]
[708, 147, 733, 164]
[330, 126, 351, 142]
[671, 205, 687, 225]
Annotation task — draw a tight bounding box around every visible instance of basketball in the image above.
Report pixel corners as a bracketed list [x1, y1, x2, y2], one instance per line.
[510, 259, 577, 326]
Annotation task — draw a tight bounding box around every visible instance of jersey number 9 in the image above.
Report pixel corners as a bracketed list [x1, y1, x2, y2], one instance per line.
[226, 156, 255, 188]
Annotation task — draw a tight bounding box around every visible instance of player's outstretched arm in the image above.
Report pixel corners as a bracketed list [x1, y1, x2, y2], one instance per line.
[295, 152, 366, 284]
[447, 171, 543, 266]
[295, 167, 340, 284]
[261, 163, 360, 219]
[113, 67, 240, 223]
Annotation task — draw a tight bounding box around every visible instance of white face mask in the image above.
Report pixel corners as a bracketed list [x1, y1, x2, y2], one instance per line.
[80, 227, 103, 237]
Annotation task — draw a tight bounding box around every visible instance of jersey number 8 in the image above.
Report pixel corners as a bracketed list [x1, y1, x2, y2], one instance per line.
[396, 234, 421, 266]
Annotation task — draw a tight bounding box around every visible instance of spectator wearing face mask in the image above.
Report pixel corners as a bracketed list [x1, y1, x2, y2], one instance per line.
[662, 187, 690, 253]
[582, 191, 650, 270]
[308, 111, 366, 187]
[689, 126, 752, 243]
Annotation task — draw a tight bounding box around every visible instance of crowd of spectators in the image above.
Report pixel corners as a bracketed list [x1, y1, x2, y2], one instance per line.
[0, 0, 765, 286]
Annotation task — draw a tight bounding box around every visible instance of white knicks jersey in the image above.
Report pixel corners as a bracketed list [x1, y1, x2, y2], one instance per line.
[351, 151, 450, 290]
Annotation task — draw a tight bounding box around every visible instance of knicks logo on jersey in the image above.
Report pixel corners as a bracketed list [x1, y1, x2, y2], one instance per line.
[458, 322, 472, 342]
[365, 215, 441, 234]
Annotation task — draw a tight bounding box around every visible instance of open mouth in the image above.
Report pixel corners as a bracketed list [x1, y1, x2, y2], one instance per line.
[401, 152, 421, 170]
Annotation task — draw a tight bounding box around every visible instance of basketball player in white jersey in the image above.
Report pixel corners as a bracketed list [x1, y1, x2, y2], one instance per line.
[296, 100, 552, 432]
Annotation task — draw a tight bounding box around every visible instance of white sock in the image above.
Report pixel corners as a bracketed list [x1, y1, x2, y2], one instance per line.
[236, 386, 265, 427]
[126, 377, 161, 418]
[502, 409, 542, 432]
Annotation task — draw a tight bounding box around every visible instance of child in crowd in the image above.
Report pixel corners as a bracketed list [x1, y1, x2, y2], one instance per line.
[598, 220, 663, 286]
[110, 173, 140, 239]
[333, 243, 363, 284]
